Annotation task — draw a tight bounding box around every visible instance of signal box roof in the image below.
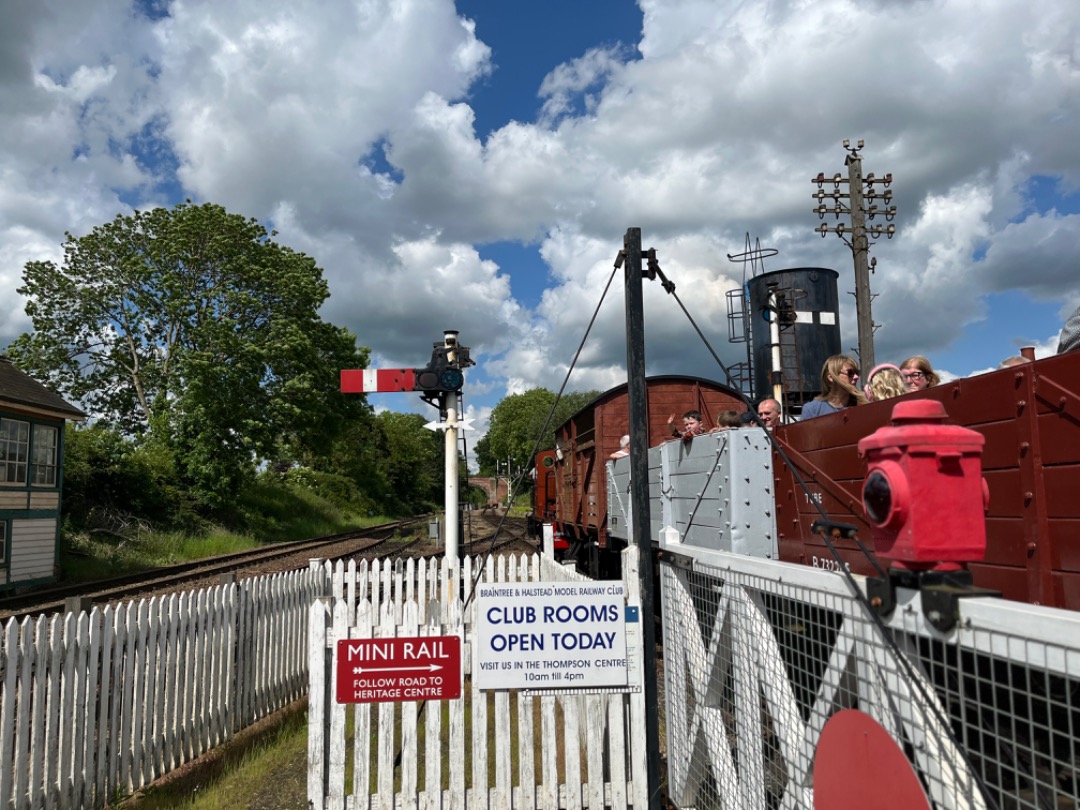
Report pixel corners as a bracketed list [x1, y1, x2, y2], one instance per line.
[0, 356, 86, 421]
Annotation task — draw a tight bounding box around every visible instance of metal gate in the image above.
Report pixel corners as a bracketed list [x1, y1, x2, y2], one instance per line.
[659, 545, 1080, 809]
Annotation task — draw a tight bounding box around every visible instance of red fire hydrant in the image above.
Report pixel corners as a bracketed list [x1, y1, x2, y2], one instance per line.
[857, 399, 989, 569]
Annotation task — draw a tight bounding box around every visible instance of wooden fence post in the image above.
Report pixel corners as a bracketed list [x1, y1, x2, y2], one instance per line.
[308, 597, 332, 810]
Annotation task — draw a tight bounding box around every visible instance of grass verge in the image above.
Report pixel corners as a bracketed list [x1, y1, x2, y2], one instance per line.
[60, 477, 395, 582]
[116, 703, 310, 810]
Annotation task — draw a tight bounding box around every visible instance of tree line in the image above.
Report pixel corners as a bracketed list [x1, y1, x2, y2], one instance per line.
[7, 202, 445, 529]
[8, 201, 600, 531]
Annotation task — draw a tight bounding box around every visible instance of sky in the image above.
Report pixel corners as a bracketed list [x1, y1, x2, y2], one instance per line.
[2, 0, 1079, 467]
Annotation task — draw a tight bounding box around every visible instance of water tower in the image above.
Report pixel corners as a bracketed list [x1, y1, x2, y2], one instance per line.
[727, 244, 841, 412]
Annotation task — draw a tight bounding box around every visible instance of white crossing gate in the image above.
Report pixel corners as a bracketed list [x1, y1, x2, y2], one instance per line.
[308, 551, 650, 810]
[659, 542, 1080, 809]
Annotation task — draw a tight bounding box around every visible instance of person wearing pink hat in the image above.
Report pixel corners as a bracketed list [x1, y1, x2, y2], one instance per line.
[864, 363, 906, 403]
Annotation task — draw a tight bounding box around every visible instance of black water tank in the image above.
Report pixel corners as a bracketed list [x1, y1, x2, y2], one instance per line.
[747, 267, 841, 403]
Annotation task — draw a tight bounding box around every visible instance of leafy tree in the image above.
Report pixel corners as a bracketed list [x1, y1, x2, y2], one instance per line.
[374, 411, 444, 513]
[61, 422, 193, 530]
[475, 388, 599, 476]
[9, 201, 368, 506]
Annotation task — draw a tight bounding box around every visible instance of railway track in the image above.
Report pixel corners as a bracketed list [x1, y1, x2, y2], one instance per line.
[0, 517, 429, 621]
[454, 513, 536, 559]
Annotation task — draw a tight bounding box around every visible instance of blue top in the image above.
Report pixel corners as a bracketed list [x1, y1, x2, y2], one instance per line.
[801, 399, 844, 419]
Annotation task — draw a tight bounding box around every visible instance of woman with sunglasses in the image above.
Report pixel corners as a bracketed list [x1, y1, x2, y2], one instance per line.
[802, 354, 867, 419]
[899, 355, 940, 392]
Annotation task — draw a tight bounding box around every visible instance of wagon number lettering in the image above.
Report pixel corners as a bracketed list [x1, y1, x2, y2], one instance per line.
[810, 556, 850, 573]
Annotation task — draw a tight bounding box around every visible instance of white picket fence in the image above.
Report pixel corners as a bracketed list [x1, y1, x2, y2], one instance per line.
[308, 551, 649, 810]
[0, 566, 326, 810]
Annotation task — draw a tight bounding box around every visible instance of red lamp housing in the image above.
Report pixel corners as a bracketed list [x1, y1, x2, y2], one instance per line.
[857, 400, 988, 568]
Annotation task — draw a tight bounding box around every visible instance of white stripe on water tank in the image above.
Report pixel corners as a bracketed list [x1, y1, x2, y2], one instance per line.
[794, 310, 837, 325]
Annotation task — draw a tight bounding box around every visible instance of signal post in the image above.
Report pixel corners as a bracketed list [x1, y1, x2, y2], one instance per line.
[341, 330, 473, 562]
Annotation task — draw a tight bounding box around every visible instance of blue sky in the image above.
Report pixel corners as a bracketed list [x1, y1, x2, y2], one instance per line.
[454, 0, 643, 312]
[2, 0, 1080, 463]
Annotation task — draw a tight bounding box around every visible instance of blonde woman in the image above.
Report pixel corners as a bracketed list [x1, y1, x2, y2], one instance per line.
[802, 354, 866, 419]
[864, 364, 906, 403]
[899, 355, 940, 392]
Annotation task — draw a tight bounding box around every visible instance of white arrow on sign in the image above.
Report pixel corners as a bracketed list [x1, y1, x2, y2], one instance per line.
[424, 418, 474, 432]
[353, 664, 444, 674]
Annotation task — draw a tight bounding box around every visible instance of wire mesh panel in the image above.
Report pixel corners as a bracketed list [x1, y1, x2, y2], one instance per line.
[659, 547, 1080, 809]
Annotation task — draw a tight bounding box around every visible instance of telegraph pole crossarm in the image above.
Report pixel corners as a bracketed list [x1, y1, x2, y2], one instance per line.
[812, 140, 897, 369]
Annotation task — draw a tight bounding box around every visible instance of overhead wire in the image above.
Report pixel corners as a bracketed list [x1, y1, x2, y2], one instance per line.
[393, 260, 622, 771]
[462, 261, 621, 609]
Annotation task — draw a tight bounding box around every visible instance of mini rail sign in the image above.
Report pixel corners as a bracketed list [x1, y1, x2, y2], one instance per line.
[475, 581, 629, 691]
[335, 636, 461, 704]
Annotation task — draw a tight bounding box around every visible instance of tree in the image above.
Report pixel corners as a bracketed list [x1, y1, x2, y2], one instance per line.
[9, 201, 368, 506]
[374, 412, 444, 514]
[475, 388, 599, 476]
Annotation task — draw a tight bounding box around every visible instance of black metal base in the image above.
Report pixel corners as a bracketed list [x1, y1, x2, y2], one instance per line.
[867, 566, 1000, 632]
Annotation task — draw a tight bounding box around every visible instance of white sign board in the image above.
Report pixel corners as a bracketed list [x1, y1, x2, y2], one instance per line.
[475, 580, 628, 690]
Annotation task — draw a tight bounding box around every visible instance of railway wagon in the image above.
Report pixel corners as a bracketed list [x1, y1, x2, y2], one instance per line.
[772, 348, 1080, 609]
[546, 350, 1080, 610]
[526, 448, 565, 551]
[551, 375, 746, 576]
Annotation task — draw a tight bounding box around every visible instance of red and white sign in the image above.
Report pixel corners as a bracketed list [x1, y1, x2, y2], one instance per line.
[335, 636, 461, 704]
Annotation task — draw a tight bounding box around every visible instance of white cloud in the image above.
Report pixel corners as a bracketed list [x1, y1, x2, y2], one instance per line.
[2, 0, 1080, 424]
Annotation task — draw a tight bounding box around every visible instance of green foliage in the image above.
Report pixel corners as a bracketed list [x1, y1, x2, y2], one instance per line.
[375, 411, 444, 513]
[9, 201, 369, 508]
[59, 473, 388, 582]
[280, 467, 379, 517]
[463, 483, 489, 507]
[475, 388, 599, 475]
[61, 422, 194, 529]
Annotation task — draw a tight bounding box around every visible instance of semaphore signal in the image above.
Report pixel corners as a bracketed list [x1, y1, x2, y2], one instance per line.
[340, 368, 417, 393]
[340, 330, 475, 563]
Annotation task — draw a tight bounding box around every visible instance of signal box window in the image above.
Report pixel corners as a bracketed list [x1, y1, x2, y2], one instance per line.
[0, 418, 30, 485]
[32, 425, 58, 486]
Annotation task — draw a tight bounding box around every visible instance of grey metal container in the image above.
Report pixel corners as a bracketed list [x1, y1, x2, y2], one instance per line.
[607, 428, 777, 559]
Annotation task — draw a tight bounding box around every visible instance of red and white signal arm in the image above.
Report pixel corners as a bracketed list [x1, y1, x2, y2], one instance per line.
[336, 635, 462, 704]
[340, 369, 416, 393]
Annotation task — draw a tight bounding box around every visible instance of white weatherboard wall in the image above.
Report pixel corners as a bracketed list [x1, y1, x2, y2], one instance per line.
[608, 427, 778, 557]
[9, 519, 56, 582]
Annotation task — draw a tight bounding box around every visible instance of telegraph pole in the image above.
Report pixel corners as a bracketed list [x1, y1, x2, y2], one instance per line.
[812, 140, 896, 369]
[621, 227, 662, 810]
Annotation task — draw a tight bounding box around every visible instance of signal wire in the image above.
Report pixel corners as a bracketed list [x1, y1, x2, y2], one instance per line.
[462, 260, 621, 608]
[651, 263, 1000, 810]
[393, 262, 622, 772]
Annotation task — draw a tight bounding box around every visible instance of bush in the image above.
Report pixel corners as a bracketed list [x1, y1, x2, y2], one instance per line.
[62, 424, 197, 533]
[280, 467, 379, 516]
